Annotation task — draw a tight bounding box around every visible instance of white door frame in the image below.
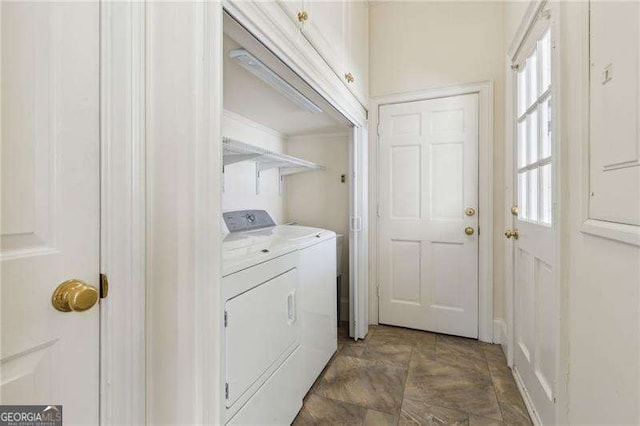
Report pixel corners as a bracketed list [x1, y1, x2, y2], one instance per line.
[369, 82, 495, 342]
[99, 2, 147, 424]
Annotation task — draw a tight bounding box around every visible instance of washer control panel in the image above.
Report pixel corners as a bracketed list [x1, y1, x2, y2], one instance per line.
[223, 210, 276, 233]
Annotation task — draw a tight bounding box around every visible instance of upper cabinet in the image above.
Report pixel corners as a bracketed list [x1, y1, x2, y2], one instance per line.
[347, 0, 369, 106]
[276, 0, 369, 108]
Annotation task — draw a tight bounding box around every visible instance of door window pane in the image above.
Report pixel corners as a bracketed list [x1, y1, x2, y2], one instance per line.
[540, 163, 552, 225]
[514, 25, 553, 226]
[518, 67, 527, 116]
[527, 110, 538, 165]
[540, 98, 552, 159]
[528, 168, 539, 222]
[526, 49, 538, 108]
[518, 172, 527, 221]
[540, 30, 551, 94]
[518, 120, 527, 168]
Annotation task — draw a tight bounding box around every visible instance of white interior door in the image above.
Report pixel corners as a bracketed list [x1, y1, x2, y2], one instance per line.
[510, 17, 557, 425]
[1, 2, 100, 423]
[378, 94, 479, 338]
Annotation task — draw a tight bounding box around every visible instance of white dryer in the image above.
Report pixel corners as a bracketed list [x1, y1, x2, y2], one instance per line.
[221, 210, 337, 425]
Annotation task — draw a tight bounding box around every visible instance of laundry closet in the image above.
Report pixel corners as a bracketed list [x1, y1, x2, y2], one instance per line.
[222, 15, 353, 322]
[219, 13, 358, 424]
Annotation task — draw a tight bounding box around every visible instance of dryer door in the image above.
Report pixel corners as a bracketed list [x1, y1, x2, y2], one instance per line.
[225, 268, 299, 407]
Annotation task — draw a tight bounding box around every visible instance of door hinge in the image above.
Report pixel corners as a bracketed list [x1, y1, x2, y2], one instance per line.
[478, 226, 480, 236]
[377, 283, 381, 297]
[224, 311, 228, 327]
[225, 383, 229, 400]
[100, 273, 109, 299]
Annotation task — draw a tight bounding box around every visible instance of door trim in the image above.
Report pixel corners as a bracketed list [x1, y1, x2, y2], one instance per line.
[369, 81, 495, 342]
[99, 2, 146, 424]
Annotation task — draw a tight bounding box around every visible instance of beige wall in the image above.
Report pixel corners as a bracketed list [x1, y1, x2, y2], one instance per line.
[561, 2, 640, 423]
[286, 133, 351, 320]
[370, 1, 506, 319]
[222, 111, 286, 224]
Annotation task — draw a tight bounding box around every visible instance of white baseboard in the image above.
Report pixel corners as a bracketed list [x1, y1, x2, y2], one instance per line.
[512, 367, 543, 426]
[492, 318, 507, 345]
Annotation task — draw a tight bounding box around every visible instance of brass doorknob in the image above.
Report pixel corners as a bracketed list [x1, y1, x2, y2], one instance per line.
[52, 279, 99, 312]
[465, 207, 476, 216]
[505, 229, 519, 240]
[511, 205, 519, 216]
[297, 10, 308, 22]
[464, 226, 475, 235]
[344, 72, 355, 83]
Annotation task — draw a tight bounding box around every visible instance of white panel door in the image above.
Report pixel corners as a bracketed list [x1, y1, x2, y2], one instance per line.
[0, 2, 100, 424]
[511, 20, 557, 425]
[378, 94, 479, 338]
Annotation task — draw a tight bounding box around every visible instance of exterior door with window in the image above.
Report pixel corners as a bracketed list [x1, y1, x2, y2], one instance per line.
[509, 13, 558, 425]
[0, 2, 101, 423]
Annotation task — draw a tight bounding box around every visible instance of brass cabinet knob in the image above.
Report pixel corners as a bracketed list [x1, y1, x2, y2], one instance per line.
[344, 72, 355, 83]
[52, 279, 99, 312]
[465, 207, 476, 216]
[511, 205, 519, 216]
[297, 11, 308, 22]
[505, 229, 519, 240]
[464, 226, 475, 236]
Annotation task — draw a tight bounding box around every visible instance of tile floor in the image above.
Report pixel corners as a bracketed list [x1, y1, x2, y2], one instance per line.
[293, 323, 532, 425]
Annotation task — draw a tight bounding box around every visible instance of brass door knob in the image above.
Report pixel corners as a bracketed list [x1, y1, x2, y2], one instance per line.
[464, 226, 475, 235]
[505, 229, 519, 240]
[344, 72, 355, 83]
[511, 205, 519, 216]
[465, 207, 476, 216]
[52, 279, 99, 312]
[297, 11, 308, 22]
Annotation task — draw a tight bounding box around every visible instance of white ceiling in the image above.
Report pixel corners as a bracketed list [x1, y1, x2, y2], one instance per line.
[223, 35, 350, 136]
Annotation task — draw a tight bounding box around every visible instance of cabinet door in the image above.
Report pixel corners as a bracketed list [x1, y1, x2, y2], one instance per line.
[276, 0, 304, 28]
[347, 0, 369, 105]
[302, 1, 349, 82]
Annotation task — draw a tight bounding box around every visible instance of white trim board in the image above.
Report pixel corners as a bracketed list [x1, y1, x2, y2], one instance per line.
[99, 2, 146, 425]
[513, 367, 544, 426]
[368, 81, 495, 343]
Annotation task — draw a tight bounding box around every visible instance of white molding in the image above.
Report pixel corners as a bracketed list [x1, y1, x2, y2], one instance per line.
[99, 2, 146, 425]
[507, 0, 546, 61]
[223, 109, 285, 140]
[513, 367, 544, 426]
[145, 2, 222, 424]
[222, 1, 366, 128]
[196, 4, 224, 424]
[580, 219, 640, 247]
[368, 81, 495, 343]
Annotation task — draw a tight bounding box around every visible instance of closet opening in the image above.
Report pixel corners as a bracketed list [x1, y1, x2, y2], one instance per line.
[220, 11, 360, 423]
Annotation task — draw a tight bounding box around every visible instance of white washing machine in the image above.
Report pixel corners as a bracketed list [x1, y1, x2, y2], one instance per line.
[221, 210, 337, 425]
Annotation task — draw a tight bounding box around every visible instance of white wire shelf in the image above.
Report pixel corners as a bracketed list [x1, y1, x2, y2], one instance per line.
[222, 137, 326, 194]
